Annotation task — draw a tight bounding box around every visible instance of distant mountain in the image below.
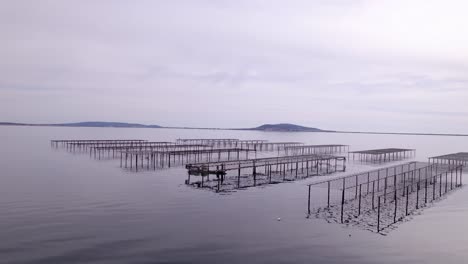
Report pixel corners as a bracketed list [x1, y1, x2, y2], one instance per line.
[53, 121, 162, 128]
[0, 122, 28, 126]
[250, 123, 331, 132]
[0, 121, 161, 128]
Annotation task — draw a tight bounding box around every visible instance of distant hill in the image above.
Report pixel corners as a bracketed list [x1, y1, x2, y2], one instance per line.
[0, 121, 161, 128]
[53, 121, 161, 128]
[250, 123, 330, 132]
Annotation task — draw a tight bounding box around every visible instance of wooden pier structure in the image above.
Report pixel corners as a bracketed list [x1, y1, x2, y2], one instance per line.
[185, 154, 347, 192]
[349, 148, 416, 163]
[120, 147, 256, 171]
[51, 139, 147, 149]
[429, 152, 468, 167]
[284, 144, 349, 156]
[175, 138, 302, 151]
[176, 139, 243, 147]
[307, 162, 463, 233]
[89, 143, 209, 159]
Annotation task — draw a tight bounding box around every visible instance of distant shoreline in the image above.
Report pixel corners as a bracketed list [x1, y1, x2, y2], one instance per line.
[1, 122, 468, 137]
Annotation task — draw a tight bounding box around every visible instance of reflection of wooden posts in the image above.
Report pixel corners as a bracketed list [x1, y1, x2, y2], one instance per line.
[327, 181, 330, 208]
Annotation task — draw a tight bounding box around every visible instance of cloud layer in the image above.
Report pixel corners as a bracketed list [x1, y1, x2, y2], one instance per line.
[1, 0, 468, 133]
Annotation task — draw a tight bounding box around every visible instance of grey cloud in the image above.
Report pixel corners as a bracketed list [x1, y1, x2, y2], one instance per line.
[1, 0, 468, 133]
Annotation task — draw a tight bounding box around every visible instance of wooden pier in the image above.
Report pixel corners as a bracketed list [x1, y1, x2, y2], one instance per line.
[51, 139, 147, 148]
[429, 152, 468, 167]
[248, 142, 303, 151]
[349, 148, 416, 163]
[176, 138, 241, 147]
[120, 147, 255, 171]
[307, 162, 463, 233]
[284, 144, 349, 156]
[185, 154, 347, 192]
[90, 143, 210, 159]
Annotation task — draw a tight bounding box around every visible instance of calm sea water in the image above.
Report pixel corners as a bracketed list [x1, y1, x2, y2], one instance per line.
[1, 126, 468, 264]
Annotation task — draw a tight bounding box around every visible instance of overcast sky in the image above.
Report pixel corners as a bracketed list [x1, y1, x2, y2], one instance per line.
[1, 0, 468, 133]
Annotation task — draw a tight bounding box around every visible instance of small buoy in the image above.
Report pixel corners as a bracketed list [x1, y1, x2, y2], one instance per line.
[349, 234, 351, 237]
[277, 218, 281, 221]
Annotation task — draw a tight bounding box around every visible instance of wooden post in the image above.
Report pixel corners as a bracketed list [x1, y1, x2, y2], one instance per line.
[238, 164, 241, 188]
[392, 187, 397, 223]
[384, 177, 387, 203]
[308, 185, 311, 215]
[372, 181, 375, 210]
[377, 197, 381, 233]
[358, 184, 362, 216]
[355, 175, 358, 198]
[416, 182, 419, 209]
[439, 174, 442, 197]
[405, 186, 409, 216]
[341, 178, 345, 224]
[425, 178, 428, 204]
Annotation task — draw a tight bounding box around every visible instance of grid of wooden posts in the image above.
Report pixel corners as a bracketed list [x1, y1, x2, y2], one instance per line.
[307, 162, 463, 233]
[283, 144, 349, 156]
[92, 144, 210, 160]
[120, 148, 256, 171]
[51, 139, 148, 150]
[374, 165, 462, 233]
[176, 138, 303, 152]
[429, 152, 468, 167]
[349, 148, 416, 163]
[185, 154, 346, 192]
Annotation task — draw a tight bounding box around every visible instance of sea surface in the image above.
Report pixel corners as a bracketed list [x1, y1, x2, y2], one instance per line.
[1, 126, 468, 264]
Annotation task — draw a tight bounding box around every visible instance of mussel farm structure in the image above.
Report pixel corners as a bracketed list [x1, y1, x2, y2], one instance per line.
[283, 144, 349, 156]
[185, 154, 347, 192]
[349, 148, 416, 163]
[429, 152, 468, 167]
[307, 161, 463, 233]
